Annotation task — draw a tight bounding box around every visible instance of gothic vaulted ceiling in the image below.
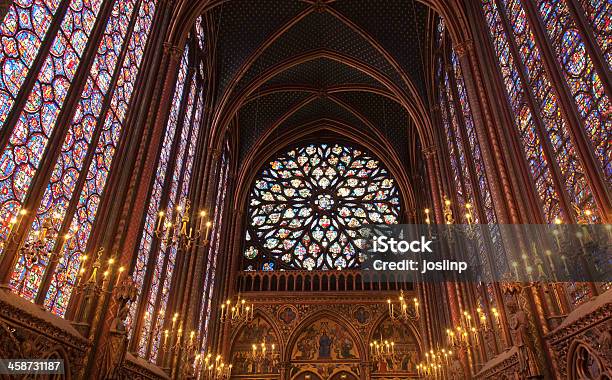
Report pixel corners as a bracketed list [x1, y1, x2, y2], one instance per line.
[205, 0, 437, 167]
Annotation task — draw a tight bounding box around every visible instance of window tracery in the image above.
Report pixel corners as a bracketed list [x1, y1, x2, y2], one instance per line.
[243, 143, 401, 271]
[0, 0, 157, 316]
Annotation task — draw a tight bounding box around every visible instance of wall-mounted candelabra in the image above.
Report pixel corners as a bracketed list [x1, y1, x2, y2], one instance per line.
[387, 289, 420, 322]
[2, 209, 79, 292]
[417, 348, 454, 379]
[220, 293, 254, 325]
[154, 199, 211, 250]
[370, 338, 398, 370]
[250, 340, 279, 373]
[195, 353, 232, 380]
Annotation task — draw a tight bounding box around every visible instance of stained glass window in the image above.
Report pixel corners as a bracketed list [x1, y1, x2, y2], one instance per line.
[243, 143, 400, 271]
[0, 0, 157, 316]
[129, 20, 208, 361]
[45, 0, 158, 316]
[480, 0, 604, 223]
[148, 78, 202, 362]
[198, 147, 230, 350]
[0, 0, 106, 250]
[0, 0, 63, 129]
[11, 0, 140, 306]
[437, 18, 507, 279]
[127, 46, 190, 340]
[131, 46, 190, 357]
[576, 0, 611, 68]
[535, 0, 611, 185]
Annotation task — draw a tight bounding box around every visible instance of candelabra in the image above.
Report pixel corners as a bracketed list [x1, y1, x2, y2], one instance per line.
[195, 353, 232, 380]
[154, 199, 212, 250]
[438, 197, 478, 241]
[370, 339, 398, 370]
[220, 293, 254, 325]
[161, 313, 198, 354]
[5, 211, 76, 291]
[417, 348, 451, 379]
[387, 289, 420, 322]
[161, 312, 204, 380]
[445, 308, 489, 351]
[250, 340, 279, 373]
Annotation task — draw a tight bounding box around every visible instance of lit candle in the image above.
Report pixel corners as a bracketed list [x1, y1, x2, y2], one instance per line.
[10, 208, 27, 235]
[164, 221, 172, 240]
[172, 313, 178, 331]
[552, 228, 561, 250]
[545, 250, 555, 274]
[491, 307, 500, 327]
[156, 211, 164, 233]
[480, 313, 487, 329]
[561, 255, 569, 275]
[465, 203, 473, 225]
[205, 221, 212, 241]
[512, 261, 519, 281]
[199, 210, 206, 232]
[115, 266, 125, 287]
[8, 216, 18, 235]
[576, 231, 586, 252]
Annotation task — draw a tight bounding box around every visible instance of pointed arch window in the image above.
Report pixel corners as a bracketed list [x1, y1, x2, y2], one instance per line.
[197, 144, 230, 351]
[0, 0, 158, 316]
[435, 18, 507, 280]
[127, 23, 209, 362]
[480, 0, 610, 223]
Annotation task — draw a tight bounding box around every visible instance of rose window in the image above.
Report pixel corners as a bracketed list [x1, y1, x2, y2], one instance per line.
[243, 143, 401, 270]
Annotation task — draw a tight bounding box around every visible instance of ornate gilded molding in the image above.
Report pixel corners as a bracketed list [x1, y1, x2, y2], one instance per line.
[546, 290, 612, 378]
[476, 347, 520, 379]
[162, 42, 184, 59]
[0, 290, 89, 378]
[122, 353, 170, 379]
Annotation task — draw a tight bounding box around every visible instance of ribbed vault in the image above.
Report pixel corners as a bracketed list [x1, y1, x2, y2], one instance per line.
[189, 0, 444, 215]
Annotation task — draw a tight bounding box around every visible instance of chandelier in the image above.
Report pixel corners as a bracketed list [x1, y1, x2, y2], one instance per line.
[417, 348, 451, 378]
[220, 293, 253, 325]
[3, 210, 77, 291]
[387, 289, 420, 322]
[154, 199, 211, 249]
[370, 338, 397, 369]
[250, 340, 279, 372]
[195, 353, 232, 380]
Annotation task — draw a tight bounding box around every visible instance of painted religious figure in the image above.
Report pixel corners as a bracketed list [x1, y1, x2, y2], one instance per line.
[291, 318, 358, 362]
[319, 329, 332, 358]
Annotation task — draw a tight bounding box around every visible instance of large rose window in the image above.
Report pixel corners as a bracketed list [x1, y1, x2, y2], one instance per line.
[244, 143, 401, 270]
